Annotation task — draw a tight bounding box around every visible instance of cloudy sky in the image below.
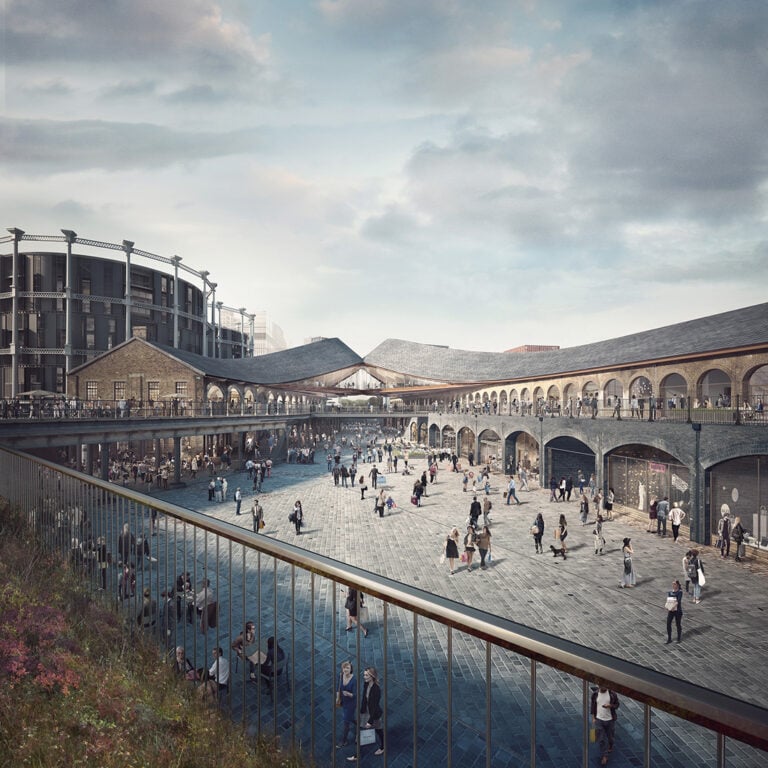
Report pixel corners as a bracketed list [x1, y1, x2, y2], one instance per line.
[2, 0, 766, 354]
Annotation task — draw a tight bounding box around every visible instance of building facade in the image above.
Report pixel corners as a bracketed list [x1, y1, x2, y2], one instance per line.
[0, 228, 284, 398]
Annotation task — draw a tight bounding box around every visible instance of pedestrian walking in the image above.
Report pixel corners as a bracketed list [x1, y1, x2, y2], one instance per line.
[593, 515, 605, 555]
[532, 513, 544, 553]
[665, 579, 684, 644]
[732, 517, 746, 561]
[647, 498, 658, 532]
[555, 513, 568, 554]
[346, 667, 384, 761]
[336, 661, 357, 748]
[234, 487, 242, 515]
[506, 476, 521, 505]
[670, 502, 686, 543]
[604, 487, 615, 520]
[688, 549, 705, 603]
[579, 491, 590, 525]
[549, 475, 558, 502]
[293, 500, 303, 535]
[251, 498, 263, 533]
[444, 527, 461, 575]
[656, 496, 670, 536]
[463, 525, 477, 572]
[717, 510, 731, 557]
[344, 587, 368, 637]
[476, 525, 492, 570]
[482, 496, 492, 527]
[590, 685, 620, 765]
[619, 537, 636, 588]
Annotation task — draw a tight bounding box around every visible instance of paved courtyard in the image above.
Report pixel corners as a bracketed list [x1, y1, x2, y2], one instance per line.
[139, 444, 768, 767]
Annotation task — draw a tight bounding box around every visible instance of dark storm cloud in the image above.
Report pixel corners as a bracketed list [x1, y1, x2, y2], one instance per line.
[0, 117, 261, 173]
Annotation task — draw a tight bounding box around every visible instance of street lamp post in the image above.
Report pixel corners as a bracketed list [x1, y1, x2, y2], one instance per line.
[692, 423, 703, 543]
[61, 229, 77, 383]
[122, 240, 134, 341]
[199, 270, 210, 357]
[538, 415, 545, 487]
[171, 255, 182, 349]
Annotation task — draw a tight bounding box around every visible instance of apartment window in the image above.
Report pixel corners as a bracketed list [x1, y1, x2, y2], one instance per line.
[55, 367, 64, 392]
[84, 316, 95, 350]
[131, 269, 153, 319]
[175, 381, 188, 396]
[114, 381, 126, 400]
[107, 318, 116, 350]
[186, 286, 194, 329]
[148, 381, 160, 403]
[81, 278, 91, 313]
[86, 381, 99, 400]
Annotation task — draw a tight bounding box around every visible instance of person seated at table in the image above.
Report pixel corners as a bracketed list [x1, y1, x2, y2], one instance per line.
[173, 646, 196, 681]
[189, 578, 211, 624]
[231, 621, 259, 675]
[176, 572, 191, 618]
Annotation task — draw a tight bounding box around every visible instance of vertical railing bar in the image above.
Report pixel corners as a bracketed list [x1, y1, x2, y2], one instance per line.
[582, 678, 589, 768]
[382, 601, 388, 768]
[310, 570, 315, 757]
[256, 550, 262, 725]
[717, 733, 725, 768]
[413, 612, 418, 768]
[644, 703, 651, 768]
[485, 641, 491, 768]
[530, 658, 536, 768]
[447, 626, 452, 768]
[241, 543, 247, 728]
[291, 563, 297, 752]
[272, 556, 278, 737]
[332, 578, 338, 768]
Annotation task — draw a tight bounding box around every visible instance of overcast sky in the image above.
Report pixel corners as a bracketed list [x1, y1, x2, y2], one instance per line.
[2, 1, 766, 354]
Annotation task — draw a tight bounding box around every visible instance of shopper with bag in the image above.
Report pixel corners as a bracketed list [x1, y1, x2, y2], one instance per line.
[665, 579, 684, 644]
[732, 516, 746, 561]
[346, 667, 384, 761]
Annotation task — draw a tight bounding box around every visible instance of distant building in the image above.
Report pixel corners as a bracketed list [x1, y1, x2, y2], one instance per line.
[504, 344, 560, 353]
[252, 311, 286, 356]
[0, 228, 275, 397]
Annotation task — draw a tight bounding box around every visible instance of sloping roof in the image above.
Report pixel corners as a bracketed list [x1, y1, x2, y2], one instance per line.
[153, 337, 364, 385]
[362, 302, 768, 383]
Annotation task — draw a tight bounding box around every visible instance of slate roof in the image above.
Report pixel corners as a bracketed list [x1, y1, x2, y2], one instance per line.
[362, 302, 768, 384]
[153, 337, 364, 385]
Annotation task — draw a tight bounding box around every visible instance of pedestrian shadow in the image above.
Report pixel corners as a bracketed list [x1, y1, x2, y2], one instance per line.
[680, 624, 713, 639]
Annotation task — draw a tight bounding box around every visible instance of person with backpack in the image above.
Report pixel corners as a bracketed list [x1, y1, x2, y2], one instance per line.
[732, 516, 746, 561]
[688, 549, 704, 603]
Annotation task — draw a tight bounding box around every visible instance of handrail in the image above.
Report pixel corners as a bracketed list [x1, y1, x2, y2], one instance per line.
[3, 445, 766, 753]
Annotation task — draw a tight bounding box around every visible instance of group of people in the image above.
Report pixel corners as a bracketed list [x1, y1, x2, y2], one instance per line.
[443, 520, 493, 574]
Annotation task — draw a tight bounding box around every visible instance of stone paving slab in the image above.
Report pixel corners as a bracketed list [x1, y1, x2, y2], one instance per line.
[136, 449, 768, 767]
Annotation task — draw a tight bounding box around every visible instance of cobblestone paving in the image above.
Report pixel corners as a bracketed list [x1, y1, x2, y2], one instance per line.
[137, 450, 767, 768]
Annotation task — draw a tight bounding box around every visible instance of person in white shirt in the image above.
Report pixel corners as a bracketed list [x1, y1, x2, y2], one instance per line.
[590, 686, 620, 765]
[208, 647, 230, 689]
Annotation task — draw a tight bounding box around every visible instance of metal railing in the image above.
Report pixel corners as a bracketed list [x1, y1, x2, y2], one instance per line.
[1, 446, 766, 768]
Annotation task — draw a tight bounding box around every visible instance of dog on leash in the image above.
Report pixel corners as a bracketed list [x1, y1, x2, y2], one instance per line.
[549, 545, 567, 560]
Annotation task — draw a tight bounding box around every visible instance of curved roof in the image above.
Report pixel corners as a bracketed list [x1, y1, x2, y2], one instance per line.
[155, 337, 363, 385]
[362, 302, 768, 383]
